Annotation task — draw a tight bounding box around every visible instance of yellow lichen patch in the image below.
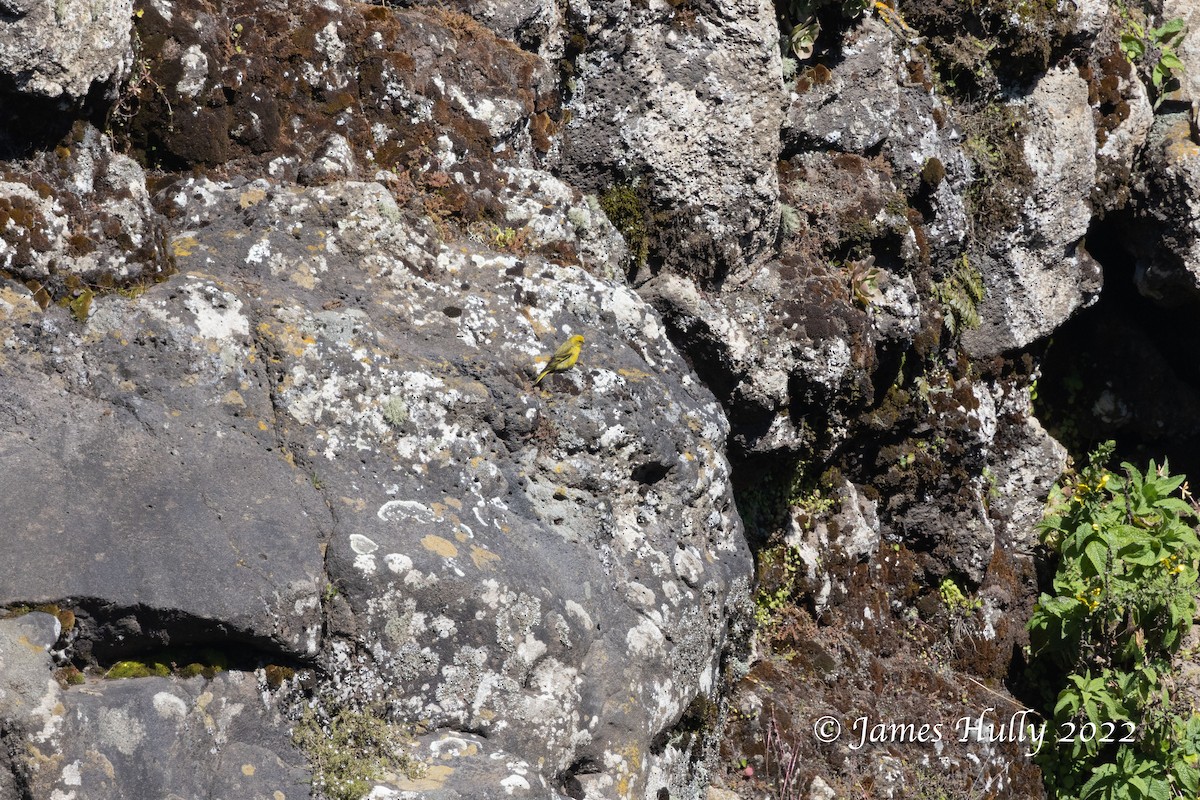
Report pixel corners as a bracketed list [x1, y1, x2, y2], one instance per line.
[258, 420, 270, 431]
[241, 763, 256, 776]
[469, 545, 500, 571]
[0, 285, 41, 322]
[172, 235, 200, 258]
[613, 744, 643, 798]
[339, 497, 367, 513]
[290, 269, 316, 290]
[273, 792, 286, 800]
[392, 764, 453, 791]
[16, 635, 45, 655]
[1165, 117, 1200, 161]
[239, 187, 267, 209]
[617, 367, 650, 381]
[421, 535, 458, 558]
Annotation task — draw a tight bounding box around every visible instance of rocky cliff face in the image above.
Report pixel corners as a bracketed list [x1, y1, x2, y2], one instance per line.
[0, 0, 1197, 798]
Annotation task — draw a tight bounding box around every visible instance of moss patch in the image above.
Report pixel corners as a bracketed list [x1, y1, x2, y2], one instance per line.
[598, 183, 650, 271]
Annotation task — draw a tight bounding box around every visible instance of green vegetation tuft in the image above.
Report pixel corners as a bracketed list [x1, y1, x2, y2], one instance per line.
[293, 704, 425, 800]
[106, 660, 171, 679]
[1118, 3, 1187, 109]
[598, 184, 650, 269]
[934, 254, 984, 337]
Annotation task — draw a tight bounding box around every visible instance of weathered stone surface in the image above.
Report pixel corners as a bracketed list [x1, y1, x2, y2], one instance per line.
[17, 667, 310, 800]
[560, 0, 784, 277]
[0, 123, 170, 300]
[1127, 112, 1200, 302]
[0, 0, 133, 99]
[0, 275, 327, 659]
[163, 178, 750, 797]
[966, 67, 1101, 355]
[126, 0, 554, 190]
[785, 18, 902, 154]
[435, 0, 565, 61]
[1092, 52, 1154, 215]
[1163, 0, 1200, 108]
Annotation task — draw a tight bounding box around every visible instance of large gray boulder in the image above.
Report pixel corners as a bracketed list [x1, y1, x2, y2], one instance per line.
[1127, 111, 1200, 303]
[0, 176, 752, 799]
[966, 67, 1102, 355]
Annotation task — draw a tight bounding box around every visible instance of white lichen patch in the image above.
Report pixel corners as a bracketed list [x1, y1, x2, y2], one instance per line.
[176, 44, 208, 98]
[500, 774, 530, 794]
[98, 707, 146, 756]
[350, 533, 379, 554]
[152, 691, 188, 721]
[625, 618, 666, 658]
[181, 280, 250, 340]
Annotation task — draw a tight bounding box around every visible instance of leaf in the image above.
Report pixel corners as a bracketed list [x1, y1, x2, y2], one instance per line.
[1084, 538, 1109, 577]
[1160, 51, 1186, 72]
[1152, 18, 1186, 38]
[1122, 34, 1146, 60]
[1175, 762, 1200, 795]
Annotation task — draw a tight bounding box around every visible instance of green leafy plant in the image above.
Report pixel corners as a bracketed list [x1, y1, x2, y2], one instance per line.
[847, 255, 881, 308]
[1119, 6, 1187, 109]
[1028, 442, 1200, 799]
[753, 544, 805, 629]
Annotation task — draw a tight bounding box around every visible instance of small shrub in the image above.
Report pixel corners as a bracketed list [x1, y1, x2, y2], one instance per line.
[1027, 442, 1200, 799]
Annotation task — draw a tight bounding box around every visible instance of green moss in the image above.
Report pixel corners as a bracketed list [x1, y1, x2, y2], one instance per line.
[106, 660, 171, 679]
[598, 184, 649, 268]
[293, 704, 426, 800]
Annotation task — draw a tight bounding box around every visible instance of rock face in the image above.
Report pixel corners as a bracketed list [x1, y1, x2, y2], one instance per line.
[965, 67, 1102, 355]
[4, 0, 1200, 798]
[0, 166, 751, 798]
[1127, 112, 1200, 302]
[559, 0, 785, 278]
[0, 0, 133, 99]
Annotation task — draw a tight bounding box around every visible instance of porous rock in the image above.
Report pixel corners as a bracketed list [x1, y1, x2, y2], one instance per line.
[559, 0, 784, 277]
[966, 67, 1102, 355]
[0, 0, 134, 99]
[1126, 112, 1200, 303]
[785, 17, 902, 154]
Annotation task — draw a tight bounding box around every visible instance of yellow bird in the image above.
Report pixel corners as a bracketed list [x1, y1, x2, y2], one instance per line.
[533, 334, 585, 386]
